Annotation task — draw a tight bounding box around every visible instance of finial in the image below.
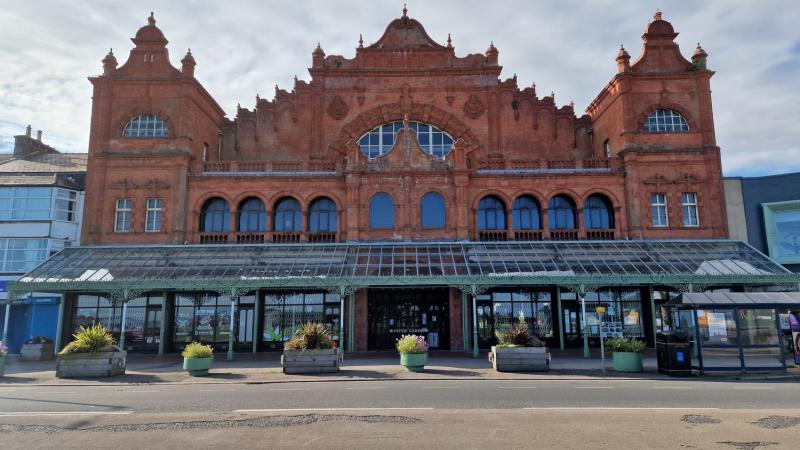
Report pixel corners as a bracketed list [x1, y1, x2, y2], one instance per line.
[447, 33, 452, 48]
[359, 34, 363, 48]
[654, 9, 662, 21]
[569, 100, 574, 108]
[550, 90, 555, 100]
[402, 3, 407, 17]
[109, 48, 113, 55]
[148, 11, 156, 26]
[617, 43, 630, 59]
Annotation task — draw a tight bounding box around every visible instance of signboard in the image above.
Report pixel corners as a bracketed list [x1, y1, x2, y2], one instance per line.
[706, 312, 729, 343]
[602, 321, 623, 338]
[790, 311, 800, 366]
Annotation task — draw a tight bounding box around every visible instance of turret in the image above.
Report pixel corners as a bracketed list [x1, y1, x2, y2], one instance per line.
[181, 49, 196, 77]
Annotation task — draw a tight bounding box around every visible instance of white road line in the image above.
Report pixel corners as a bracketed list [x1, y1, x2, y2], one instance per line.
[732, 386, 775, 390]
[234, 408, 434, 413]
[33, 391, 79, 394]
[652, 386, 692, 390]
[523, 407, 720, 411]
[574, 386, 614, 389]
[0, 411, 134, 417]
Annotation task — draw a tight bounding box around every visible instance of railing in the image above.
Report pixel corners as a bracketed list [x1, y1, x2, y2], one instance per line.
[238, 162, 267, 172]
[586, 229, 615, 240]
[308, 232, 337, 243]
[199, 232, 229, 244]
[549, 230, 579, 241]
[236, 232, 266, 244]
[514, 230, 544, 241]
[272, 232, 301, 243]
[478, 230, 508, 241]
[477, 157, 620, 172]
[547, 160, 576, 169]
[583, 159, 610, 169]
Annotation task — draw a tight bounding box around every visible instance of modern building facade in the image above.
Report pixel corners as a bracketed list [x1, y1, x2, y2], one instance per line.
[0, 128, 86, 352]
[9, 9, 800, 356]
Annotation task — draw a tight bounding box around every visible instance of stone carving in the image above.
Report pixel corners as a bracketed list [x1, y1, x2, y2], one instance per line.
[109, 178, 138, 190]
[642, 173, 671, 185]
[143, 178, 170, 191]
[463, 94, 486, 119]
[327, 95, 349, 120]
[673, 173, 703, 184]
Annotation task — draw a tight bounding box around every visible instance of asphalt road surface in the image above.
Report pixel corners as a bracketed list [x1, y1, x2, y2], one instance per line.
[1, 379, 799, 449]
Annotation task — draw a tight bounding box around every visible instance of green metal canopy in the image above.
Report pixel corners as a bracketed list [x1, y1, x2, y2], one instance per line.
[7, 240, 800, 299]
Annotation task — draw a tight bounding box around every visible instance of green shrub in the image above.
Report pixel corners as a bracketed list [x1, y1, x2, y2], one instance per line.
[496, 322, 544, 348]
[181, 342, 214, 359]
[284, 323, 334, 351]
[395, 334, 428, 354]
[59, 323, 115, 354]
[604, 337, 646, 353]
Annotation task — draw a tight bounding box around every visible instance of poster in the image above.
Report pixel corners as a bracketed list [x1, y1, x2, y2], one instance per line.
[790, 311, 800, 365]
[706, 312, 729, 343]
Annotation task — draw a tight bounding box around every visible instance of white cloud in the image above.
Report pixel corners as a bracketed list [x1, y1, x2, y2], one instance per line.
[0, 0, 797, 176]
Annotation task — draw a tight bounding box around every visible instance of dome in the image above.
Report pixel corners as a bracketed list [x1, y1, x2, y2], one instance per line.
[132, 12, 168, 47]
[644, 10, 676, 38]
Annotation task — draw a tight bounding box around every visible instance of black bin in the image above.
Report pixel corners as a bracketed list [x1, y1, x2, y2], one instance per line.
[656, 331, 692, 376]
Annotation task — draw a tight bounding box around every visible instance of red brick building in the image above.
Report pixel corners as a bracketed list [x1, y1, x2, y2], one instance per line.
[18, 9, 788, 357]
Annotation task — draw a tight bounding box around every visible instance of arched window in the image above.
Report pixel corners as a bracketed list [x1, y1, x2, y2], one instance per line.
[200, 197, 230, 232]
[309, 197, 338, 232]
[512, 196, 541, 230]
[358, 121, 454, 160]
[370, 193, 395, 229]
[123, 114, 169, 137]
[420, 192, 446, 229]
[237, 197, 266, 232]
[548, 195, 576, 230]
[643, 109, 689, 133]
[273, 198, 301, 232]
[584, 194, 614, 229]
[477, 196, 506, 230]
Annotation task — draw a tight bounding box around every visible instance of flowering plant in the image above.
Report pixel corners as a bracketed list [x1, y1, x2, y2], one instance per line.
[396, 334, 429, 355]
[0, 341, 8, 357]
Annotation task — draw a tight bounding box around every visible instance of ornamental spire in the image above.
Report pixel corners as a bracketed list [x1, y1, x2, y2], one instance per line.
[402, 3, 407, 17]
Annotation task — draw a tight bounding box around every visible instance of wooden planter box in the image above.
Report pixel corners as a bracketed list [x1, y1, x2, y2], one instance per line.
[21, 342, 55, 361]
[281, 348, 340, 374]
[489, 346, 551, 372]
[56, 351, 127, 378]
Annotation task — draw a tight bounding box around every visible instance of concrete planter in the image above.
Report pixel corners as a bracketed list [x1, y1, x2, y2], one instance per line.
[21, 342, 55, 361]
[56, 351, 127, 378]
[183, 357, 213, 376]
[282, 348, 340, 374]
[489, 346, 551, 372]
[400, 352, 428, 372]
[0, 354, 5, 376]
[612, 352, 643, 372]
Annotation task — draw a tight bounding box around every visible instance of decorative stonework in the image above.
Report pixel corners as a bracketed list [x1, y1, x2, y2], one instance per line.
[327, 95, 349, 120]
[463, 94, 485, 119]
[109, 178, 138, 190]
[143, 178, 170, 191]
[642, 174, 671, 185]
[674, 173, 703, 184]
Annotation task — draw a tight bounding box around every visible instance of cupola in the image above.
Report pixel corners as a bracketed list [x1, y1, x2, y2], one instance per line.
[485, 41, 498, 65]
[181, 49, 196, 77]
[102, 48, 118, 75]
[615, 44, 630, 73]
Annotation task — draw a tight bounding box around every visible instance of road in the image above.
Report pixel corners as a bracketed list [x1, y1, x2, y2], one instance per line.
[1, 379, 799, 449]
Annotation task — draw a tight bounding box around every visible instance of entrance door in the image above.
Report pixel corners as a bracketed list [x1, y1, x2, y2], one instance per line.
[476, 301, 496, 349]
[368, 288, 450, 351]
[143, 307, 162, 352]
[236, 305, 255, 351]
[562, 301, 582, 348]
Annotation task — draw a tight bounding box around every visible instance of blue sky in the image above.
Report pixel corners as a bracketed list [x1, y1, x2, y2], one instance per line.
[0, 0, 798, 176]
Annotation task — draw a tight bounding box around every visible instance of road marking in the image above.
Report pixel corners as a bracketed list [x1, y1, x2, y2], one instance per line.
[652, 386, 692, 390]
[234, 408, 434, 413]
[0, 411, 134, 417]
[33, 391, 79, 394]
[732, 386, 775, 390]
[574, 386, 614, 389]
[119, 390, 161, 393]
[270, 388, 310, 391]
[523, 407, 720, 411]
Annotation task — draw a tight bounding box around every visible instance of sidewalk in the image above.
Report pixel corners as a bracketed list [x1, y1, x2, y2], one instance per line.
[1, 349, 797, 386]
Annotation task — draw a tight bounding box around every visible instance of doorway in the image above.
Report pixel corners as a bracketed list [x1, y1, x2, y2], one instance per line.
[476, 300, 497, 349]
[562, 301, 582, 348]
[367, 288, 450, 351]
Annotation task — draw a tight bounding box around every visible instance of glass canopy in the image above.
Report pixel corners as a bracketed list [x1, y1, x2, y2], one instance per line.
[10, 240, 798, 295]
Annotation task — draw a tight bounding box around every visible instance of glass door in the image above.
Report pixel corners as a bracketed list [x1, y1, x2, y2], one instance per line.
[562, 301, 582, 348]
[236, 305, 254, 351]
[476, 301, 496, 349]
[143, 307, 162, 352]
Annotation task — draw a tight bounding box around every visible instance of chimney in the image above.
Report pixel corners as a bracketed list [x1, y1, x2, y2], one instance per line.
[36, 130, 42, 141]
[26, 124, 32, 137]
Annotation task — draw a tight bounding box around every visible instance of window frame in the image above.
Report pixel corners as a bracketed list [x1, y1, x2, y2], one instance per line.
[0, 238, 49, 273]
[0, 187, 53, 220]
[650, 193, 669, 227]
[584, 194, 614, 230]
[114, 198, 132, 233]
[643, 109, 690, 133]
[512, 196, 541, 230]
[145, 198, 163, 233]
[477, 196, 506, 231]
[273, 197, 302, 233]
[420, 192, 446, 229]
[54, 189, 78, 222]
[681, 192, 699, 227]
[309, 197, 338, 233]
[237, 197, 267, 232]
[369, 193, 395, 229]
[122, 114, 170, 138]
[200, 198, 231, 233]
[547, 195, 577, 230]
[357, 121, 454, 160]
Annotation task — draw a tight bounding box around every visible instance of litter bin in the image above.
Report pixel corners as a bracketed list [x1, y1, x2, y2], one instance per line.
[656, 331, 692, 376]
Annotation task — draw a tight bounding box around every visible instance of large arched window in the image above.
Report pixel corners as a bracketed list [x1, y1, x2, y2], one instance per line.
[358, 121, 454, 160]
[584, 194, 614, 229]
[512, 196, 541, 230]
[122, 114, 169, 137]
[200, 197, 230, 232]
[369, 193, 395, 229]
[309, 197, 338, 232]
[420, 192, 446, 229]
[477, 196, 506, 230]
[643, 109, 689, 133]
[548, 195, 577, 230]
[237, 197, 266, 232]
[273, 197, 301, 232]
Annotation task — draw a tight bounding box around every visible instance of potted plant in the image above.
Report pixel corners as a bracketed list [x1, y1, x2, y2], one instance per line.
[182, 342, 214, 376]
[489, 322, 550, 372]
[56, 323, 126, 378]
[0, 341, 8, 377]
[396, 334, 429, 372]
[605, 337, 647, 372]
[281, 323, 340, 374]
[21, 336, 55, 361]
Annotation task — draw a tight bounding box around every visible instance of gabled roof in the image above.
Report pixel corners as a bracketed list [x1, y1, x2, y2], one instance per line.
[0, 153, 88, 173]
